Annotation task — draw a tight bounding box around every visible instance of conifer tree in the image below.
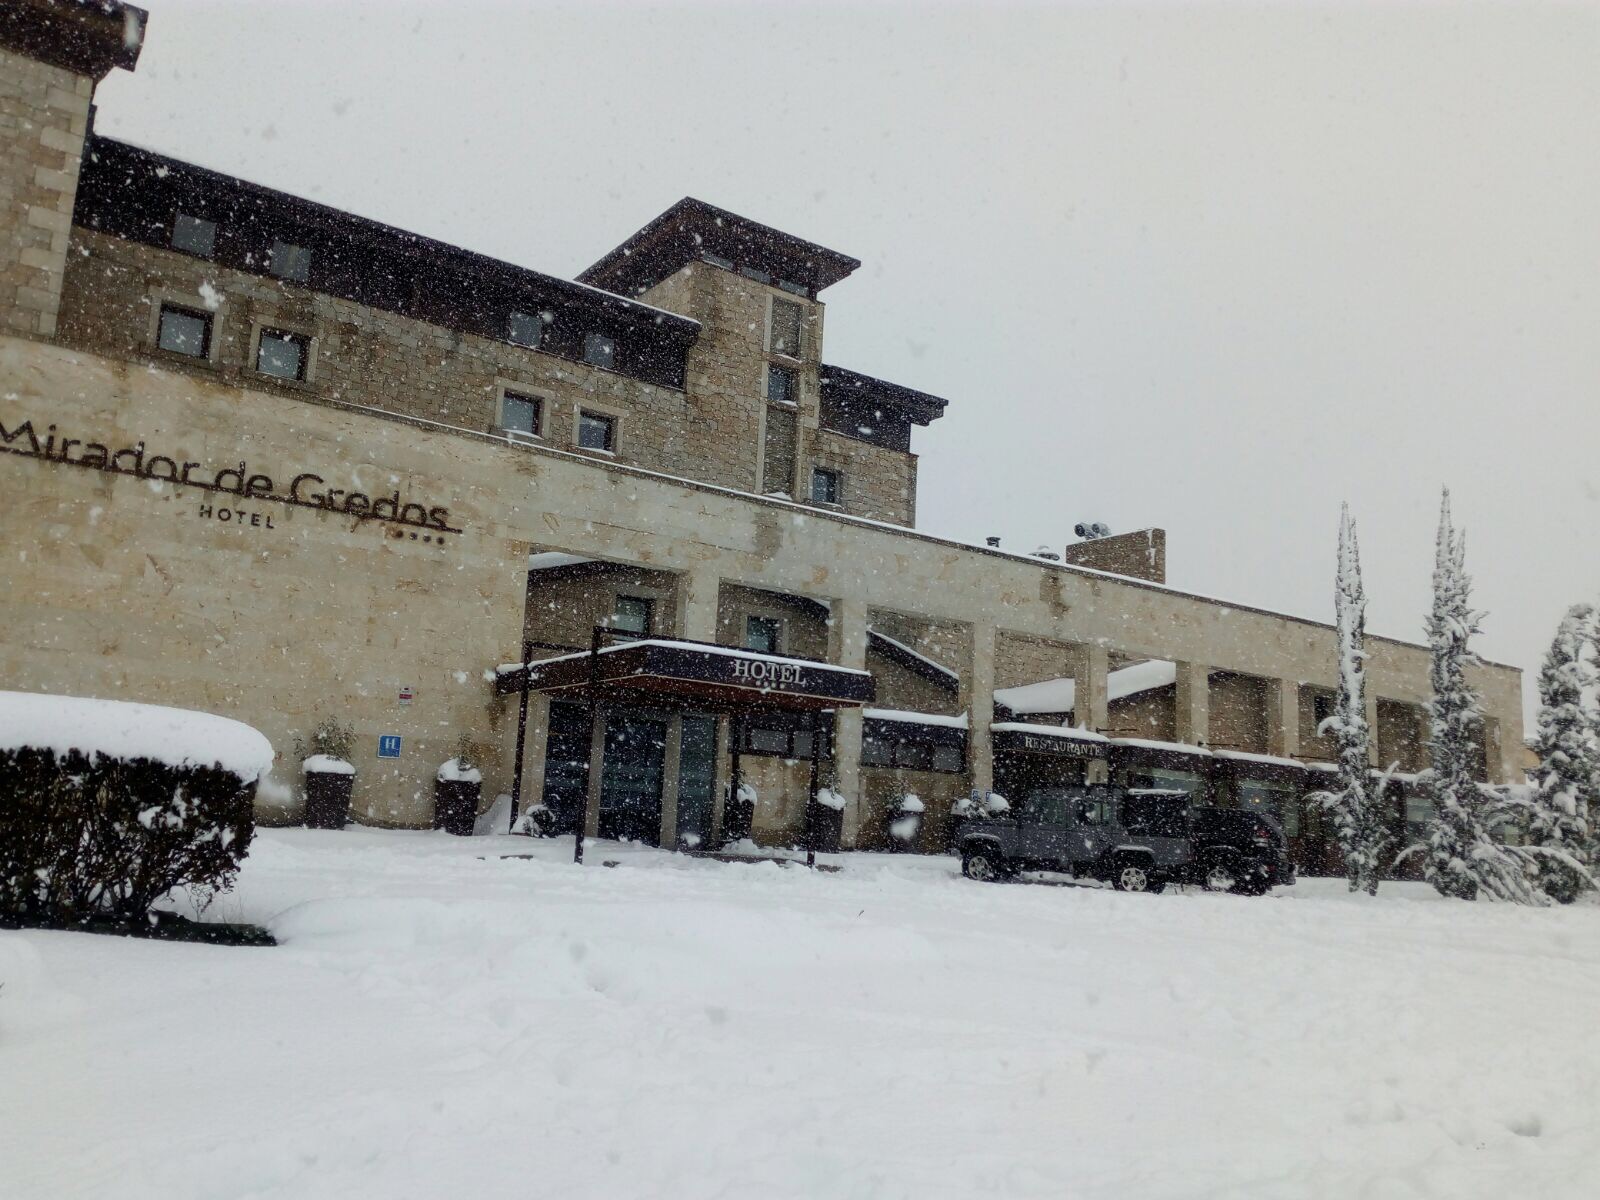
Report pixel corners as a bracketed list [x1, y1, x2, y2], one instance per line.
[1314, 504, 1386, 894]
[1525, 604, 1596, 903]
[1415, 490, 1543, 902]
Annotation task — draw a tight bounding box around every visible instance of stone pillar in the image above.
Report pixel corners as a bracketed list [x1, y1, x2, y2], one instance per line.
[1482, 716, 1505, 785]
[658, 713, 683, 847]
[583, 707, 605, 839]
[1175, 662, 1210, 746]
[964, 620, 997, 795]
[1266, 679, 1299, 758]
[522, 693, 551, 811]
[829, 597, 870, 845]
[675, 566, 720, 642]
[1069, 642, 1109, 782]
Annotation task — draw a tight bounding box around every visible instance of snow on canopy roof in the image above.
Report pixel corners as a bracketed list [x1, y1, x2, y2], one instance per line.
[989, 722, 1110, 742]
[994, 660, 1177, 715]
[495, 638, 873, 678]
[0, 690, 274, 782]
[528, 551, 595, 572]
[1108, 737, 1213, 757]
[863, 708, 968, 729]
[1212, 749, 1307, 769]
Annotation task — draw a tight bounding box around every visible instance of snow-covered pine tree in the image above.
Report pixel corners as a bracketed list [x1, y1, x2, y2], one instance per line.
[1313, 504, 1386, 894]
[1524, 604, 1597, 902]
[1415, 489, 1544, 903]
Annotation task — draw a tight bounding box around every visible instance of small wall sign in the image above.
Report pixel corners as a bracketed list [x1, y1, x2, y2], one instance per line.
[398, 686, 414, 705]
[377, 734, 403, 759]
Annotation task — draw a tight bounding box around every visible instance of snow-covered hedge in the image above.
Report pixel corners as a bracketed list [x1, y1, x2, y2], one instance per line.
[0, 692, 269, 927]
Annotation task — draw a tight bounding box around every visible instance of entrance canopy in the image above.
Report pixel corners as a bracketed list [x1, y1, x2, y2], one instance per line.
[495, 637, 875, 712]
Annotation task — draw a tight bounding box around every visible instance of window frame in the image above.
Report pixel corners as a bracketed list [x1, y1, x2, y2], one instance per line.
[253, 326, 311, 383]
[611, 595, 654, 636]
[170, 212, 217, 259]
[576, 408, 617, 453]
[768, 297, 804, 360]
[743, 614, 782, 655]
[766, 364, 798, 407]
[507, 310, 544, 350]
[497, 388, 543, 439]
[268, 239, 312, 284]
[582, 332, 617, 370]
[810, 467, 840, 507]
[155, 302, 214, 360]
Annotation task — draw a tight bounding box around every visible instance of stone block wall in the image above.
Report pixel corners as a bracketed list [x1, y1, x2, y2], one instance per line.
[0, 47, 89, 340]
[523, 564, 682, 650]
[1208, 671, 1269, 753]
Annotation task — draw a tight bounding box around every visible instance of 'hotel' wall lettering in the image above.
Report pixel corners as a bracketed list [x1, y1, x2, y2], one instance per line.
[732, 658, 803, 686]
[1, 415, 462, 534]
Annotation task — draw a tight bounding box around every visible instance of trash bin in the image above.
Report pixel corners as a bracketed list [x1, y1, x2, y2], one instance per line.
[302, 756, 354, 829]
[888, 793, 925, 853]
[433, 757, 482, 836]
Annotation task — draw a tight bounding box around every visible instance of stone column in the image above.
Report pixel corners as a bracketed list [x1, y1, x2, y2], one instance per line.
[1266, 679, 1299, 758]
[583, 707, 605, 839]
[658, 713, 683, 847]
[829, 597, 870, 846]
[522, 693, 552, 811]
[675, 566, 720, 642]
[964, 620, 997, 795]
[1070, 642, 1109, 782]
[1482, 716, 1505, 785]
[1175, 662, 1210, 747]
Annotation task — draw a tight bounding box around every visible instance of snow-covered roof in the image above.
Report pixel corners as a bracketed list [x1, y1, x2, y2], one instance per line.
[993, 660, 1177, 715]
[990, 722, 1110, 743]
[0, 690, 275, 782]
[866, 629, 960, 684]
[1108, 737, 1213, 758]
[496, 638, 873, 678]
[1212, 749, 1307, 770]
[863, 708, 968, 729]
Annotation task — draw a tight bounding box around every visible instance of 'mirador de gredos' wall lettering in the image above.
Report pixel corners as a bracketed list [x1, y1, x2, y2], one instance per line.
[0, 415, 462, 533]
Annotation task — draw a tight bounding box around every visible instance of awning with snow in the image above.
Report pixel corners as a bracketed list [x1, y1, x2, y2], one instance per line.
[495, 637, 875, 712]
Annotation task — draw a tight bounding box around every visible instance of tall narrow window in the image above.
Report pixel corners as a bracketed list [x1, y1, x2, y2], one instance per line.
[499, 390, 541, 437]
[769, 299, 802, 358]
[582, 333, 616, 369]
[157, 304, 212, 358]
[268, 240, 311, 283]
[767, 364, 797, 405]
[171, 213, 216, 258]
[744, 615, 781, 655]
[255, 328, 309, 381]
[578, 410, 615, 452]
[810, 468, 839, 506]
[508, 311, 543, 349]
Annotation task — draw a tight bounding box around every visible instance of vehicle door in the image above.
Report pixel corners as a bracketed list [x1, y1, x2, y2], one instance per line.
[1070, 787, 1115, 866]
[1016, 790, 1071, 865]
[1124, 791, 1193, 868]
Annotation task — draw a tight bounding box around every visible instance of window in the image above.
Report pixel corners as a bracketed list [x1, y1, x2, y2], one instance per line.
[810, 468, 840, 506]
[767, 365, 797, 406]
[769, 299, 803, 357]
[171, 213, 216, 258]
[582, 333, 616, 369]
[156, 304, 212, 358]
[268, 240, 311, 283]
[893, 741, 934, 771]
[860, 720, 966, 774]
[748, 727, 790, 755]
[255, 328, 309, 381]
[577, 410, 615, 452]
[932, 745, 964, 773]
[499, 390, 541, 437]
[508, 311, 543, 349]
[611, 595, 652, 635]
[1313, 693, 1336, 727]
[744, 615, 781, 655]
[740, 717, 832, 760]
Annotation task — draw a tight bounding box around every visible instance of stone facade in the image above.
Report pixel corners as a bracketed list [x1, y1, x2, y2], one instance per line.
[0, 46, 88, 339]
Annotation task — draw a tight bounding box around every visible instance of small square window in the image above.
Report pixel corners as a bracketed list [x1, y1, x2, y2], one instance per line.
[578, 410, 615, 452]
[861, 735, 893, 768]
[810, 468, 839, 506]
[1313, 694, 1337, 727]
[582, 333, 616, 369]
[171, 213, 216, 258]
[255, 328, 308, 381]
[268, 240, 311, 283]
[612, 595, 653, 635]
[931, 745, 965, 773]
[508, 311, 543, 349]
[744, 615, 781, 655]
[767, 365, 797, 406]
[893, 742, 934, 771]
[500, 390, 541, 436]
[748, 726, 791, 755]
[770, 299, 803, 357]
[157, 304, 212, 358]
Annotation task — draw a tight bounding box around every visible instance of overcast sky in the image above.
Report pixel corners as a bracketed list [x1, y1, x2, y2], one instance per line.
[95, 1, 1600, 726]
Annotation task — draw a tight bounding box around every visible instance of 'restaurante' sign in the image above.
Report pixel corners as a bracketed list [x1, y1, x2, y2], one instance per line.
[993, 728, 1109, 759]
[1, 415, 461, 534]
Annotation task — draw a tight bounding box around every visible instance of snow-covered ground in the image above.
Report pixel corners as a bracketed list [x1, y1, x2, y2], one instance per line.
[4, 830, 1599, 1200]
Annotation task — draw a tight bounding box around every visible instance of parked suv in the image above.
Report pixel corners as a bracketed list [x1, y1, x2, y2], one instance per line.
[957, 786, 1194, 892]
[1188, 807, 1295, 895]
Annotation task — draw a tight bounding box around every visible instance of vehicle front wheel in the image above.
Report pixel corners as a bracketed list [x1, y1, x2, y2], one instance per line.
[1112, 858, 1158, 893]
[962, 847, 1006, 883]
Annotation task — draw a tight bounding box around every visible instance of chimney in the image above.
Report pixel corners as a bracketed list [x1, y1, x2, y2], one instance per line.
[1061, 528, 1167, 584]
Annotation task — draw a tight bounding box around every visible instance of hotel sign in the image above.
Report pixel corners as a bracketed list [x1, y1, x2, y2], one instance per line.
[1, 415, 462, 535]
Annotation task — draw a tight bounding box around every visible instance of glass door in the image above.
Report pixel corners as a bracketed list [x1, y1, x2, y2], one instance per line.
[599, 713, 667, 845]
[675, 716, 717, 849]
